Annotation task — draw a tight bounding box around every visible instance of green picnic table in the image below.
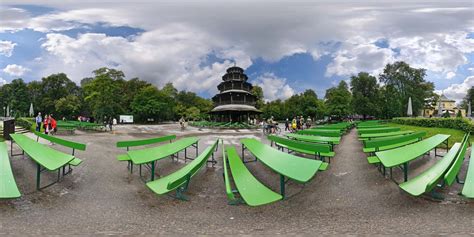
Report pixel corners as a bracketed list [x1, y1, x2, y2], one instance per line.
[375, 134, 450, 182]
[127, 137, 199, 181]
[286, 133, 340, 145]
[359, 130, 414, 140]
[10, 134, 75, 190]
[240, 138, 325, 198]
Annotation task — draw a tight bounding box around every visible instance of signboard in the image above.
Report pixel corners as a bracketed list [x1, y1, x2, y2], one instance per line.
[119, 115, 133, 123]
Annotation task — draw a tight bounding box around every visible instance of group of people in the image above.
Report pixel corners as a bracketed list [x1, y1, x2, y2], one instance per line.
[35, 112, 57, 135]
[285, 116, 312, 132]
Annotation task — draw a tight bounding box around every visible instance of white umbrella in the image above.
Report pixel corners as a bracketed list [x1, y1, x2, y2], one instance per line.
[468, 101, 471, 118]
[407, 97, 413, 117]
[29, 103, 34, 117]
[6, 105, 9, 117]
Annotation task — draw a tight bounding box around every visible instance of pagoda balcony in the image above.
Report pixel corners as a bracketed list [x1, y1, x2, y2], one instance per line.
[213, 101, 256, 106]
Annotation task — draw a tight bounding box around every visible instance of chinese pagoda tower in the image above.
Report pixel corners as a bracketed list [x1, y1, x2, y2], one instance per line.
[210, 66, 261, 122]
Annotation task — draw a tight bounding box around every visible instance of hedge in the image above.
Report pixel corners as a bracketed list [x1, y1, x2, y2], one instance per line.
[391, 117, 474, 133]
[16, 118, 35, 131]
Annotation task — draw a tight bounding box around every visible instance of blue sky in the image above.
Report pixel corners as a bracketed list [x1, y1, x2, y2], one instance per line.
[1, 1, 473, 102]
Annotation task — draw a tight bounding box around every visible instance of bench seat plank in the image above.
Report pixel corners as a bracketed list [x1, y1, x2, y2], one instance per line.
[399, 143, 461, 196]
[462, 148, 474, 198]
[359, 130, 414, 140]
[146, 141, 217, 195]
[0, 142, 21, 198]
[226, 146, 282, 206]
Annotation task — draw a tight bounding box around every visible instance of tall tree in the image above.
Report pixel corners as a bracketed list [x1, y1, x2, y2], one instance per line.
[251, 85, 265, 109]
[350, 72, 379, 119]
[40, 73, 80, 114]
[325, 81, 352, 119]
[131, 85, 174, 122]
[379, 61, 434, 117]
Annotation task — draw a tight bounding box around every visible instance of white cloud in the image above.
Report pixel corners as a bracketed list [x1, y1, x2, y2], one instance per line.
[326, 39, 394, 77]
[253, 73, 295, 101]
[440, 76, 474, 102]
[0, 41, 17, 57]
[446, 71, 456, 79]
[2, 64, 30, 77]
[39, 29, 249, 94]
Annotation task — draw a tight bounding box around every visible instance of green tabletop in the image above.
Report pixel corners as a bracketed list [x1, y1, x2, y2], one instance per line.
[128, 137, 199, 165]
[359, 130, 414, 139]
[375, 134, 450, 168]
[241, 138, 322, 183]
[286, 133, 340, 144]
[358, 127, 400, 134]
[11, 134, 74, 171]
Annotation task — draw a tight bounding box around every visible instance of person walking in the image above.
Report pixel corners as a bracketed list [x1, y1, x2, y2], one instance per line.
[306, 116, 312, 129]
[49, 115, 57, 136]
[285, 118, 290, 131]
[299, 116, 305, 130]
[291, 117, 297, 132]
[35, 112, 42, 132]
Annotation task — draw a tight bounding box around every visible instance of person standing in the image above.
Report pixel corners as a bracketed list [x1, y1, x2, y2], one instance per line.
[299, 116, 305, 130]
[291, 117, 297, 132]
[43, 114, 50, 135]
[284, 118, 290, 131]
[35, 112, 42, 132]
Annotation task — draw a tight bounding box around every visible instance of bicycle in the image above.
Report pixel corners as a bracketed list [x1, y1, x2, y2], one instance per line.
[263, 123, 281, 135]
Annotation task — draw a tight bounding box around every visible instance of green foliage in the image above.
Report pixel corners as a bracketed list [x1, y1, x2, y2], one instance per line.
[261, 89, 325, 120]
[185, 106, 200, 121]
[457, 110, 462, 118]
[0, 78, 31, 117]
[461, 86, 474, 111]
[350, 72, 379, 119]
[251, 85, 265, 109]
[391, 117, 474, 133]
[131, 85, 174, 122]
[325, 81, 351, 119]
[379, 61, 434, 117]
[16, 117, 34, 131]
[55, 95, 81, 119]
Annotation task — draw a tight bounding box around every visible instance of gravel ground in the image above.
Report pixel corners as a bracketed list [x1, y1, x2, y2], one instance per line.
[1, 124, 473, 235]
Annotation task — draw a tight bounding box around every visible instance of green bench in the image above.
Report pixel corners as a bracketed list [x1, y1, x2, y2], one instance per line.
[116, 135, 177, 173]
[268, 135, 334, 162]
[34, 131, 85, 173]
[0, 142, 21, 198]
[10, 134, 76, 190]
[297, 129, 341, 137]
[375, 134, 450, 182]
[286, 133, 340, 145]
[363, 131, 426, 155]
[462, 146, 474, 198]
[223, 144, 282, 206]
[127, 137, 200, 181]
[358, 127, 400, 135]
[241, 138, 327, 198]
[399, 134, 469, 196]
[359, 130, 414, 140]
[145, 139, 219, 200]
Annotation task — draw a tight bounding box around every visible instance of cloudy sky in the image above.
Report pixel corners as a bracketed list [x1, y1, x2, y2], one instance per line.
[1, 0, 473, 102]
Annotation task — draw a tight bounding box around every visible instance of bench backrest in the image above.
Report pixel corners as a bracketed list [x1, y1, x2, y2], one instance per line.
[268, 135, 332, 153]
[116, 135, 176, 149]
[34, 131, 86, 151]
[222, 142, 236, 200]
[166, 139, 219, 190]
[363, 131, 426, 149]
[444, 134, 469, 186]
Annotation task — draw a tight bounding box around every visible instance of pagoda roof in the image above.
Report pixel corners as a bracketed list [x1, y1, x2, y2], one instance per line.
[210, 104, 261, 113]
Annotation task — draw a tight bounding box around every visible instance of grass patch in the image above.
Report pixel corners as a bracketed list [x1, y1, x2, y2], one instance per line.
[387, 123, 472, 148]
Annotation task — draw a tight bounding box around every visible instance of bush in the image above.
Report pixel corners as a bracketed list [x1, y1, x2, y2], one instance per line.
[391, 117, 474, 133]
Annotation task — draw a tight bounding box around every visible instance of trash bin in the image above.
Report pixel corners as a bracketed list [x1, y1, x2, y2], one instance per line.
[3, 119, 15, 140]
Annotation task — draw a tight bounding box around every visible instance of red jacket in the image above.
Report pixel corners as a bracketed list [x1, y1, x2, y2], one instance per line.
[50, 118, 57, 129]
